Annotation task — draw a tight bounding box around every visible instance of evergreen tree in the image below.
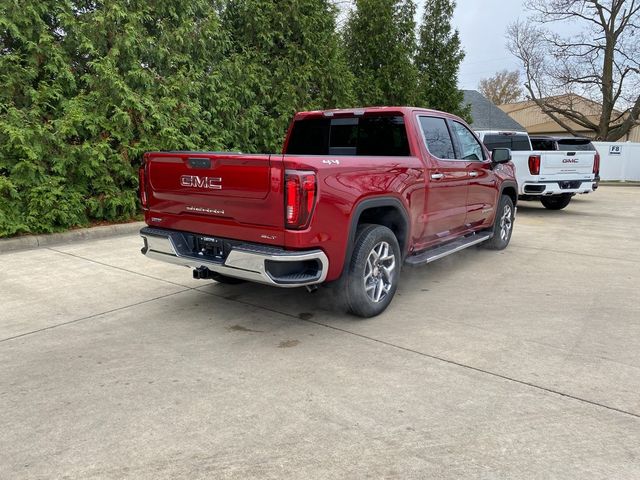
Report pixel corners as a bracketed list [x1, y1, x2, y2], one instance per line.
[0, 0, 356, 236]
[221, 0, 354, 153]
[416, 0, 469, 119]
[0, 0, 231, 235]
[344, 0, 418, 106]
[0, 0, 77, 235]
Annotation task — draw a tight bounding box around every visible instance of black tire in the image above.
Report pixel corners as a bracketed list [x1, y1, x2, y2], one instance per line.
[341, 224, 401, 318]
[540, 194, 572, 210]
[483, 195, 515, 250]
[210, 272, 246, 284]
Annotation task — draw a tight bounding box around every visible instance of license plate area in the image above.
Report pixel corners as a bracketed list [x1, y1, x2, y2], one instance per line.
[560, 181, 581, 189]
[194, 236, 226, 261]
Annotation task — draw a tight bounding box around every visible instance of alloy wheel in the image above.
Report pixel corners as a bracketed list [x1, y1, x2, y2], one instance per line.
[363, 241, 396, 303]
[500, 204, 513, 241]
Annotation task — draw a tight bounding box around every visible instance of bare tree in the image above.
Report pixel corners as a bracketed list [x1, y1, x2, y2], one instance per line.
[508, 0, 640, 140]
[478, 70, 523, 105]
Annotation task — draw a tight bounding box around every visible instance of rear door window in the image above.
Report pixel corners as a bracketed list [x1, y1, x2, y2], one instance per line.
[418, 116, 456, 159]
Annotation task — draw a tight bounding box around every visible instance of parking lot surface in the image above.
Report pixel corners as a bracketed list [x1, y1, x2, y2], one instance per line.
[1, 186, 639, 479]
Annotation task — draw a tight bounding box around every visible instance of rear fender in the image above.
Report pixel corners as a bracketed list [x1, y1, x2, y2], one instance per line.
[499, 181, 518, 207]
[342, 197, 410, 276]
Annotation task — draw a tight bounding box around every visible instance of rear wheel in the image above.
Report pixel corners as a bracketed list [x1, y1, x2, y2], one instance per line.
[342, 224, 401, 318]
[540, 194, 572, 210]
[483, 195, 515, 250]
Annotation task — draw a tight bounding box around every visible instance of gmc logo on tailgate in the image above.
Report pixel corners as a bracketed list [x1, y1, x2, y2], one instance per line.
[562, 159, 579, 164]
[180, 175, 222, 190]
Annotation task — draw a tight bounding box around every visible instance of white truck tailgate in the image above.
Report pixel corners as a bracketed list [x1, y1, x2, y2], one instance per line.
[539, 151, 595, 180]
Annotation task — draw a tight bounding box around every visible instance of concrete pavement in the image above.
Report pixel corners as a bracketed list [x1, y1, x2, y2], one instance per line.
[0, 221, 145, 253]
[1, 186, 639, 479]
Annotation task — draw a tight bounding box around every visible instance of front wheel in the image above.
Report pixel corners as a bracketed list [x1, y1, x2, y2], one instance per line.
[540, 194, 572, 210]
[483, 195, 515, 250]
[342, 224, 401, 318]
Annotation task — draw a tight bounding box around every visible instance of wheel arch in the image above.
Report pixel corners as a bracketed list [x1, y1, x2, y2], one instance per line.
[343, 197, 410, 272]
[500, 181, 518, 207]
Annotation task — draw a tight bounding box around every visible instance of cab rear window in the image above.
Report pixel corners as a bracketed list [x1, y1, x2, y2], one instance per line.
[286, 115, 410, 156]
[556, 139, 596, 151]
[482, 134, 531, 151]
[530, 138, 555, 150]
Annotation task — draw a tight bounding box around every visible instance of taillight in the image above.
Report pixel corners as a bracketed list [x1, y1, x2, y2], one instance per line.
[528, 155, 541, 175]
[285, 170, 316, 229]
[138, 164, 148, 209]
[593, 151, 600, 175]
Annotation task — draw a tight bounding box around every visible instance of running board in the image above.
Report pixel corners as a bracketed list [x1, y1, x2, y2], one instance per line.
[405, 232, 493, 267]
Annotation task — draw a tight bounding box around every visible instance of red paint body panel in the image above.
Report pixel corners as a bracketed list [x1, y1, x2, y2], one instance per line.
[142, 107, 517, 282]
[279, 155, 425, 280]
[143, 152, 285, 245]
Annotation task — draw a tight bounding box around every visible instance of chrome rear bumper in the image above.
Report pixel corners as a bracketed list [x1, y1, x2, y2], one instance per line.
[140, 227, 328, 287]
[520, 180, 595, 196]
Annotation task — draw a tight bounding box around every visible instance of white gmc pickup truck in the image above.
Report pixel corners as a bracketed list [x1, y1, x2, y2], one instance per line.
[477, 131, 600, 210]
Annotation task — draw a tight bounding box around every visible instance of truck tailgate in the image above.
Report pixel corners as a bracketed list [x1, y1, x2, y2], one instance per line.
[539, 151, 595, 180]
[143, 152, 285, 240]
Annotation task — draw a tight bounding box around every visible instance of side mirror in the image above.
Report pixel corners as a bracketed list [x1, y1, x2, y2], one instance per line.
[491, 148, 512, 164]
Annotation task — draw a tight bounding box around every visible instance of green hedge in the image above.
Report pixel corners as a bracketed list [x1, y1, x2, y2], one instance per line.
[1, 0, 467, 238]
[0, 0, 353, 236]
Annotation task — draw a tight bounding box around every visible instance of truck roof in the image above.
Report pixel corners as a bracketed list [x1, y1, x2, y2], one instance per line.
[475, 130, 529, 136]
[529, 135, 592, 141]
[293, 106, 457, 120]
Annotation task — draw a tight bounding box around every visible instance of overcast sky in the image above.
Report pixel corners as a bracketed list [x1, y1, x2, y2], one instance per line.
[448, 0, 527, 90]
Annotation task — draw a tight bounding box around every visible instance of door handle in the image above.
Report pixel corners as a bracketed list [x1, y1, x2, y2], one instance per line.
[469, 171, 479, 178]
[431, 173, 444, 180]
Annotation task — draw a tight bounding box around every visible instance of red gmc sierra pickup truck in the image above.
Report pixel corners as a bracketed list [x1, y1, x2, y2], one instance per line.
[139, 107, 517, 317]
